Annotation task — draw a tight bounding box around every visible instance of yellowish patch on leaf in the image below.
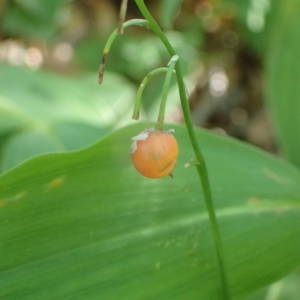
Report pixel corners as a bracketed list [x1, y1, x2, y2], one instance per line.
[46, 176, 66, 191]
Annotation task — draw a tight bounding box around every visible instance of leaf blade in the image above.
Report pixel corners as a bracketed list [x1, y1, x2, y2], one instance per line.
[0, 124, 300, 299]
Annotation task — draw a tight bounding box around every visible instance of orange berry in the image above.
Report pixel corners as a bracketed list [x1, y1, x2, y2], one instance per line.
[131, 128, 179, 178]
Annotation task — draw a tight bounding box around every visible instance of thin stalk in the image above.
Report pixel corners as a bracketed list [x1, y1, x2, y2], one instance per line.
[98, 19, 149, 84]
[118, 0, 129, 34]
[156, 55, 179, 130]
[134, 1, 231, 299]
[133, 67, 168, 120]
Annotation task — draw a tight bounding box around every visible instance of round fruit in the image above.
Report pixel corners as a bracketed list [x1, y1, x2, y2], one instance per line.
[131, 128, 179, 178]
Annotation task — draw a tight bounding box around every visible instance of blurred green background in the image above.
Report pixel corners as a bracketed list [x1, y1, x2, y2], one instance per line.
[0, 0, 280, 171]
[0, 0, 300, 298]
[1, 0, 298, 168]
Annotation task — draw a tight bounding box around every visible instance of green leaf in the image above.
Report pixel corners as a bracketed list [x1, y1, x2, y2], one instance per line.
[0, 64, 134, 170]
[266, 0, 300, 168]
[0, 123, 300, 299]
[0, 123, 110, 172]
[0, 131, 64, 173]
[53, 121, 110, 151]
[0, 64, 135, 128]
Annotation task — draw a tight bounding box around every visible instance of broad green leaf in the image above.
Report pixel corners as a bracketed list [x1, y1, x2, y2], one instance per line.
[0, 131, 64, 173]
[0, 64, 135, 128]
[266, 0, 300, 168]
[0, 64, 134, 170]
[0, 124, 300, 299]
[0, 123, 110, 172]
[53, 121, 110, 151]
[0, 95, 32, 134]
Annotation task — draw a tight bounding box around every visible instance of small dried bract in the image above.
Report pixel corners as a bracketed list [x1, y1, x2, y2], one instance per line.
[131, 128, 179, 179]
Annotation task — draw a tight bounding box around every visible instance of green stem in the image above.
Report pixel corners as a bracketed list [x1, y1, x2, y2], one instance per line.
[118, 0, 129, 34]
[98, 19, 149, 84]
[133, 67, 169, 120]
[134, 1, 231, 299]
[156, 55, 178, 130]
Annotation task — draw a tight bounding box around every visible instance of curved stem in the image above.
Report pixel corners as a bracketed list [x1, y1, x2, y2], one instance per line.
[134, 1, 231, 299]
[98, 19, 149, 84]
[133, 67, 169, 120]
